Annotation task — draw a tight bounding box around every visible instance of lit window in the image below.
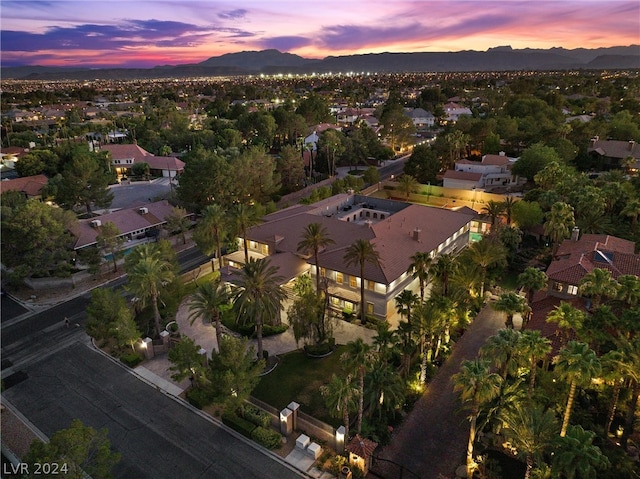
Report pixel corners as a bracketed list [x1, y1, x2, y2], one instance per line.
[553, 282, 563, 292]
[367, 302, 374, 314]
[567, 285, 578, 295]
[320, 267, 326, 277]
[349, 276, 357, 288]
[367, 280, 375, 291]
[336, 272, 344, 284]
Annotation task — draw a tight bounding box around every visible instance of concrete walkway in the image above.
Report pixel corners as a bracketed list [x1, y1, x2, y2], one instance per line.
[375, 302, 504, 479]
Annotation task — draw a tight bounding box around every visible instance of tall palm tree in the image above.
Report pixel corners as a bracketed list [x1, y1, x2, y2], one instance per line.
[395, 289, 419, 327]
[544, 201, 575, 257]
[408, 251, 432, 302]
[416, 299, 446, 383]
[621, 196, 640, 228]
[232, 203, 261, 264]
[492, 292, 530, 329]
[481, 200, 505, 230]
[551, 425, 610, 478]
[297, 222, 335, 295]
[364, 361, 405, 420]
[194, 204, 229, 270]
[342, 338, 374, 435]
[467, 238, 507, 297]
[343, 239, 381, 323]
[232, 258, 287, 360]
[503, 404, 558, 479]
[517, 267, 548, 318]
[546, 301, 585, 344]
[501, 197, 517, 226]
[616, 274, 640, 307]
[126, 244, 175, 338]
[188, 279, 229, 351]
[452, 359, 502, 478]
[372, 322, 396, 362]
[396, 174, 419, 200]
[519, 330, 551, 399]
[579, 267, 618, 309]
[320, 374, 358, 444]
[480, 328, 523, 380]
[554, 341, 601, 437]
[431, 253, 456, 297]
[609, 336, 640, 447]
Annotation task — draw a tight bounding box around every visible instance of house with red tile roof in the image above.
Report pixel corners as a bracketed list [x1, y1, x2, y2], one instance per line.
[525, 231, 640, 353]
[228, 193, 478, 322]
[0, 174, 48, 199]
[71, 200, 191, 251]
[99, 143, 184, 179]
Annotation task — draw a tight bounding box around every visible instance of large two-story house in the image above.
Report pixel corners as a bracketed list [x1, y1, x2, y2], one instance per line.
[587, 136, 640, 171]
[224, 193, 478, 324]
[443, 152, 522, 191]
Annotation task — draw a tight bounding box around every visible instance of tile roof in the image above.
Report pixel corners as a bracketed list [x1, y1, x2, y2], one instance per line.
[1, 174, 48, 197]
[524, 293, 584, 355]
[588, 139, 640, 159]
[346, 434, 378, 459]
[482, 154, 510, 166]
[246, 197, 476, 285]
[101, 143, 184, 171]
[71, 200, 178, 249]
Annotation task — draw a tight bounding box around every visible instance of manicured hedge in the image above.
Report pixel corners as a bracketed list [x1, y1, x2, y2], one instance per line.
[186, 387, 213, 410]
[243, 405, 271, 428]
[251, 426, 282, 449]
[120, 352, 143, 368]
[221, 412, 256, 438]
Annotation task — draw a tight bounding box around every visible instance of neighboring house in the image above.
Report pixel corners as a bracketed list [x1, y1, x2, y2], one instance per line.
[442, 170, 482, 190]
[404, 108, 436, 128]
[0, 174, 48, 199]
[444, 152, 522, 190]
[226, 193, 478, 323]
[525, 232, 640, 353]
[71, 200, 191, 251]
[99, 143, 185, 179]
[443, 102, 472, 123]
[303, 124, 342, 150]
[587, 136, 640, 170]
[337, 108, 361, 125]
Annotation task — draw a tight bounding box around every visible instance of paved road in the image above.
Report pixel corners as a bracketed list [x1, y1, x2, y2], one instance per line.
[3, 341, 305, 479]
[375, 303, 503, 479]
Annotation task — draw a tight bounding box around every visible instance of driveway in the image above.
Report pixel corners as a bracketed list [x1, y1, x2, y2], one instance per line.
[374, 303, 504, 479]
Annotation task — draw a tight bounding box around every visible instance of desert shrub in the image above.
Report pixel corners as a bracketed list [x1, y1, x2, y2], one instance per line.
[186, 387, 213, 410]
[250, 426, 282, 449]
[119, 352, 143, 368]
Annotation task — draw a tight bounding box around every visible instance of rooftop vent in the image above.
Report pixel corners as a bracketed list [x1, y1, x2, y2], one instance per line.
[90, 219, 102, 228]
[139, 207, 149, 214]
[412, 228, 421, 241]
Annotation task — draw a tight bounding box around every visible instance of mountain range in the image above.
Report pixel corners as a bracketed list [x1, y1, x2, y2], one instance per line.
[3, 45, 639, 80]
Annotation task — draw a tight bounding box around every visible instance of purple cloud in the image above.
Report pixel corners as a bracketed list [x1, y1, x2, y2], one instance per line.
[218, 9, 248, 20]
[257, 36, 312, 51]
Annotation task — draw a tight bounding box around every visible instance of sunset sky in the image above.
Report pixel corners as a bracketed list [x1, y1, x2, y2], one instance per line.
[1, 0, 639, 68]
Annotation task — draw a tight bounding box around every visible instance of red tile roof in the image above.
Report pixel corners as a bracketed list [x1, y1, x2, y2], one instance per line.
[101, 143, 184, 171]
[1, 174, 48, 197]
[524, 293, 584, 355]
[346, 434, 378, 459]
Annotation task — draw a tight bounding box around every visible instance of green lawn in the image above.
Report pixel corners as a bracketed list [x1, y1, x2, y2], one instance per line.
[251, 345, 348, 426]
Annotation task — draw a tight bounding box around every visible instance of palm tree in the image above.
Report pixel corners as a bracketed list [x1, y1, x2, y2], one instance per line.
[503, 405, 558, 479]
[372, 322, 396, 362]
[343, 239, 381, 323]
[492, 292, 530, 329]
[408, 251, 432, 302]
[126, 244, 175, 338]
[396, 174, 419, 200]
[188, 279, 229, 351]
[621, 196, 640, 228]
[609, 336, 640, 447]
[365, 361, 405, 420]
[416, 299, 446, 383]
[579, 267, 618, 309]
[517, 267, 547, 316]
[297, 222, 335, 295]
[546, 301, 585, 344]
[519, 330, 551, 398]
[481, 200, 505, 230]
[320, 374, 358, 443]
[232, 258, 287, 360]
[452, 359, 502, 478]
[342, 338, 374, 435]
[616, 274, 640, 307]
[543, 202, 575, 257]
[554, 341, 601, 437]
[467, 238, 507, 297]
[431, 253, 456, 297]
[395, 289, 419, 326]
[551, 425, 610, 478]
[194, 204, 229, 270]
[232, 203, 261, 264]
[501, 197, 517, 226]
[480, 328, 523, 380]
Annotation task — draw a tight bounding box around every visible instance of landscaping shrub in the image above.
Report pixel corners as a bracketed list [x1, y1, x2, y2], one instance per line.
[120, 352, 143, 368]
[304, 338, 335, 356]
[243, 405, 271, 428]
[186, 387, 213, 410]
[221, 411, 256, 438]
[250, 426, 282, 449]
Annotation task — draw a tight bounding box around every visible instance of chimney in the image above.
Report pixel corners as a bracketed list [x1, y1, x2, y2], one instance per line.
[629, 140, 636, 151]
[571, 226, 580, 242]
[412, 228, 421, 241]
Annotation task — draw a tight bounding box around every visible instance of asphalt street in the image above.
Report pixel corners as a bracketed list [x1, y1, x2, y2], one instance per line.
[2, 341, 304, 479]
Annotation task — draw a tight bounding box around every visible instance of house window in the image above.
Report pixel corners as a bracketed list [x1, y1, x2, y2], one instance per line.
[553, 282, 563, 292]
[367, 280, 375, 291]
[249, 241, 257, 249]
[336, 272, 344, 284]
[367, 302, 374, 314]
[344, 301, 353, 312]
[331, 297, 340, 307]
[349, 276, 357, 288]
[567, 285, 578, 295]
[320, 267, 326, 277]
[373, 213, 378, 219]
[261, 244, 268, 255]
